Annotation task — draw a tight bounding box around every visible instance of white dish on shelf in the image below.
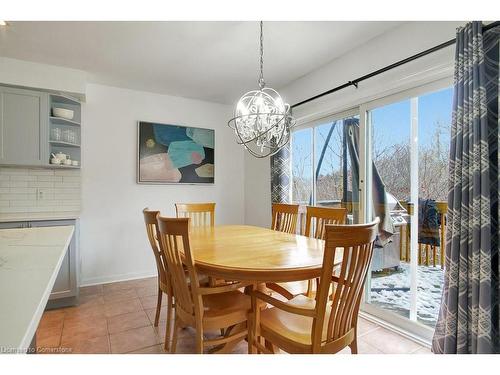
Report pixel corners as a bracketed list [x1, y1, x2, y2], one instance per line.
[52, 108, 74, 120]
[71, 160, 79, 166]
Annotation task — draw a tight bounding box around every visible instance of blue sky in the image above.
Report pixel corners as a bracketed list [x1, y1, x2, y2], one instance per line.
[292, 86, 453, 179]
[372, 87, 453, 151]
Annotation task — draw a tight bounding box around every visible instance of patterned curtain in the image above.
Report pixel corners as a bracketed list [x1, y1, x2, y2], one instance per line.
[432, 22, 499, 354]
[270, 142, 291, 203]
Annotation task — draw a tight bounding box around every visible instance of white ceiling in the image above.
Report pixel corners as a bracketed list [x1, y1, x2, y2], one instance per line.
[0, 21, 403, 104]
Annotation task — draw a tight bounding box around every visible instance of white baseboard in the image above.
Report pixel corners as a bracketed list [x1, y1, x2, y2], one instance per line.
[81, 271, 157, 287]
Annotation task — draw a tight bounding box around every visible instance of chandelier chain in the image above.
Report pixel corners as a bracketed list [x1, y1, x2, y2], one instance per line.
[228, 20, 295, 158]
[259, 21, 265, 89]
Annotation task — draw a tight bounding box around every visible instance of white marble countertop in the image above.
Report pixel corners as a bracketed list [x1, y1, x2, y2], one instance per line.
[0, 212, 80, 223]
[0, 225, 74, 353]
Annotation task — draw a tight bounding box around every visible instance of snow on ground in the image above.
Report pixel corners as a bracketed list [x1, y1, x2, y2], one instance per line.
[369, 262, 444, 327]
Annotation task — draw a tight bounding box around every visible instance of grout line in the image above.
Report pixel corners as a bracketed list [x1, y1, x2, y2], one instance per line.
[409, 345, 430, 354]
[124, 344, 163, 354]
[357, 337, 384, 354]
[359, 311, 432, 348]
[81, 274, 158, 288]
[357, 325, 381, 338]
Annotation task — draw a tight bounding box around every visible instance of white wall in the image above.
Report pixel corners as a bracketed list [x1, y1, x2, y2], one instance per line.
[0, 56, 245, 286]
[0, 57, 87, 96]
[80, 84, 244, 285]
[244, 152, 271, 227]
[244, 21, 464, 226]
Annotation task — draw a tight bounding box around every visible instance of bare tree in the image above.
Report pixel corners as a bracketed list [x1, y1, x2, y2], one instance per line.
[292, 120, 450, 205]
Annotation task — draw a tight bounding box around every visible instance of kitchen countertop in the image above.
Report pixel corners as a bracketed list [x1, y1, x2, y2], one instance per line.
[0, 212, 80, 223]
[0, 225, 74, 353]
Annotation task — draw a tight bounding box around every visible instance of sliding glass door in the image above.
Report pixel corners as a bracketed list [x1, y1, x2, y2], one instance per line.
[360, 82, 453, 338]
[289, 79, 453, 339]
[291, 112, 360, 226]
[366, 98, 413, 320]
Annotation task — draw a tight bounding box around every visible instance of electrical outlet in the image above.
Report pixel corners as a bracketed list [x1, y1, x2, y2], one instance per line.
[37, 188, 44, 201]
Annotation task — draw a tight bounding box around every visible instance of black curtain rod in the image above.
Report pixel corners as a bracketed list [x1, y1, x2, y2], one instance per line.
[291, 21, 500, 109]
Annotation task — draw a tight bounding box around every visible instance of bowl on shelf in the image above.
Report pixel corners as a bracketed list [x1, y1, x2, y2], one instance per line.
[52, 107, 74, 120]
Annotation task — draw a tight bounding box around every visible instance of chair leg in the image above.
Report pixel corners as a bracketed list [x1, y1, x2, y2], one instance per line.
[171, 318, 180, 354]
[195, 332, 204, 354]
[154, 288, 163, 327]
[306, 279, 313, 297]
[247, 312, 255, 354]
[349, 338, 358, 354]
[264, 339, 278, 354]
[163, 294, 173, 352]
[349, 323, 358, 354]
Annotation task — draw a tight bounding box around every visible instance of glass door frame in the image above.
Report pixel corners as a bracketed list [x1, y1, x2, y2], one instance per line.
[291, 107, 360, 208]
[358, 76, 452, 343]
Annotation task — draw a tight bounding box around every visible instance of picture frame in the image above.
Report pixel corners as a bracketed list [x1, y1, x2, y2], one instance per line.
[137, 121, 215, 184]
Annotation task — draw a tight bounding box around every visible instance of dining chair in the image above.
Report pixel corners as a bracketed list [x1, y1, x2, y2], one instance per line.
[176, 202, 222, 286]
[271, 203, 299, 234]
[268, 203, 301, 300]
[156, 216, 251, 354]
[301, 206, 348, 297]
[142, 208, 174, 352]
[305, 206, 347, 239]
[249, 218, 379, 354]
[175, 202, 215, 227]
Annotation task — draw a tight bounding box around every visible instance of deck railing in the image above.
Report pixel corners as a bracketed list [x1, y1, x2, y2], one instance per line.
[294, 199, 447, 269]
[399, 201, 447, 269]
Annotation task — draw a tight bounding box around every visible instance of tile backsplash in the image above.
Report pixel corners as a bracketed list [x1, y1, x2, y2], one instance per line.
[0, 167, 81, 213]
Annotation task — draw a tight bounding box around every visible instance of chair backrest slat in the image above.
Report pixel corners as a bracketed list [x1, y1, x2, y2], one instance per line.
[175, 203, 215, 228]
[271, 203, 299, 234]
[312, 219, 379, 349]
[305, 206, 347, 240]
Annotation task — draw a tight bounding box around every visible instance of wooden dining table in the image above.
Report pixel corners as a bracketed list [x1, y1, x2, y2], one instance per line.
[187, 224, 344, 354]
[189, 224, 341, 283]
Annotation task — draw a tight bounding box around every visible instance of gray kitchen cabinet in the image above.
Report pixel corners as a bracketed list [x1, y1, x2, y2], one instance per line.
[0, 86, 48, 166]
[0, 219, 80, 307]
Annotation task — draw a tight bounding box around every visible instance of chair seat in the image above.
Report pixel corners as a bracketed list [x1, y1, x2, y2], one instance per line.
[260, 294, 330, 351]
[202, 290, 251, 329]
[276, 281, 310, 296]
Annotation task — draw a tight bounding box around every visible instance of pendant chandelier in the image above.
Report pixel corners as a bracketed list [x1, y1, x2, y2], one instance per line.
[228, 21, 295, 158]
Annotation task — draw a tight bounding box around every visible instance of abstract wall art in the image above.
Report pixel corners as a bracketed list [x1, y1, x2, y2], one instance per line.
[137, 121, 215, 184]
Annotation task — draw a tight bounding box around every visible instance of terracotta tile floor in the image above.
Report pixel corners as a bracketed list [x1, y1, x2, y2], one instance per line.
[35, 277, 431, 354]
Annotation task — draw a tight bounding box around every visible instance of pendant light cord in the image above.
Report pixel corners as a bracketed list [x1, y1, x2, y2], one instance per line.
[258, 21, 265, 89]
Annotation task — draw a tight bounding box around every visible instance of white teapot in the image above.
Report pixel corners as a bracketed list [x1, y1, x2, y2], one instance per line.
[50, 152, 68, 164]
